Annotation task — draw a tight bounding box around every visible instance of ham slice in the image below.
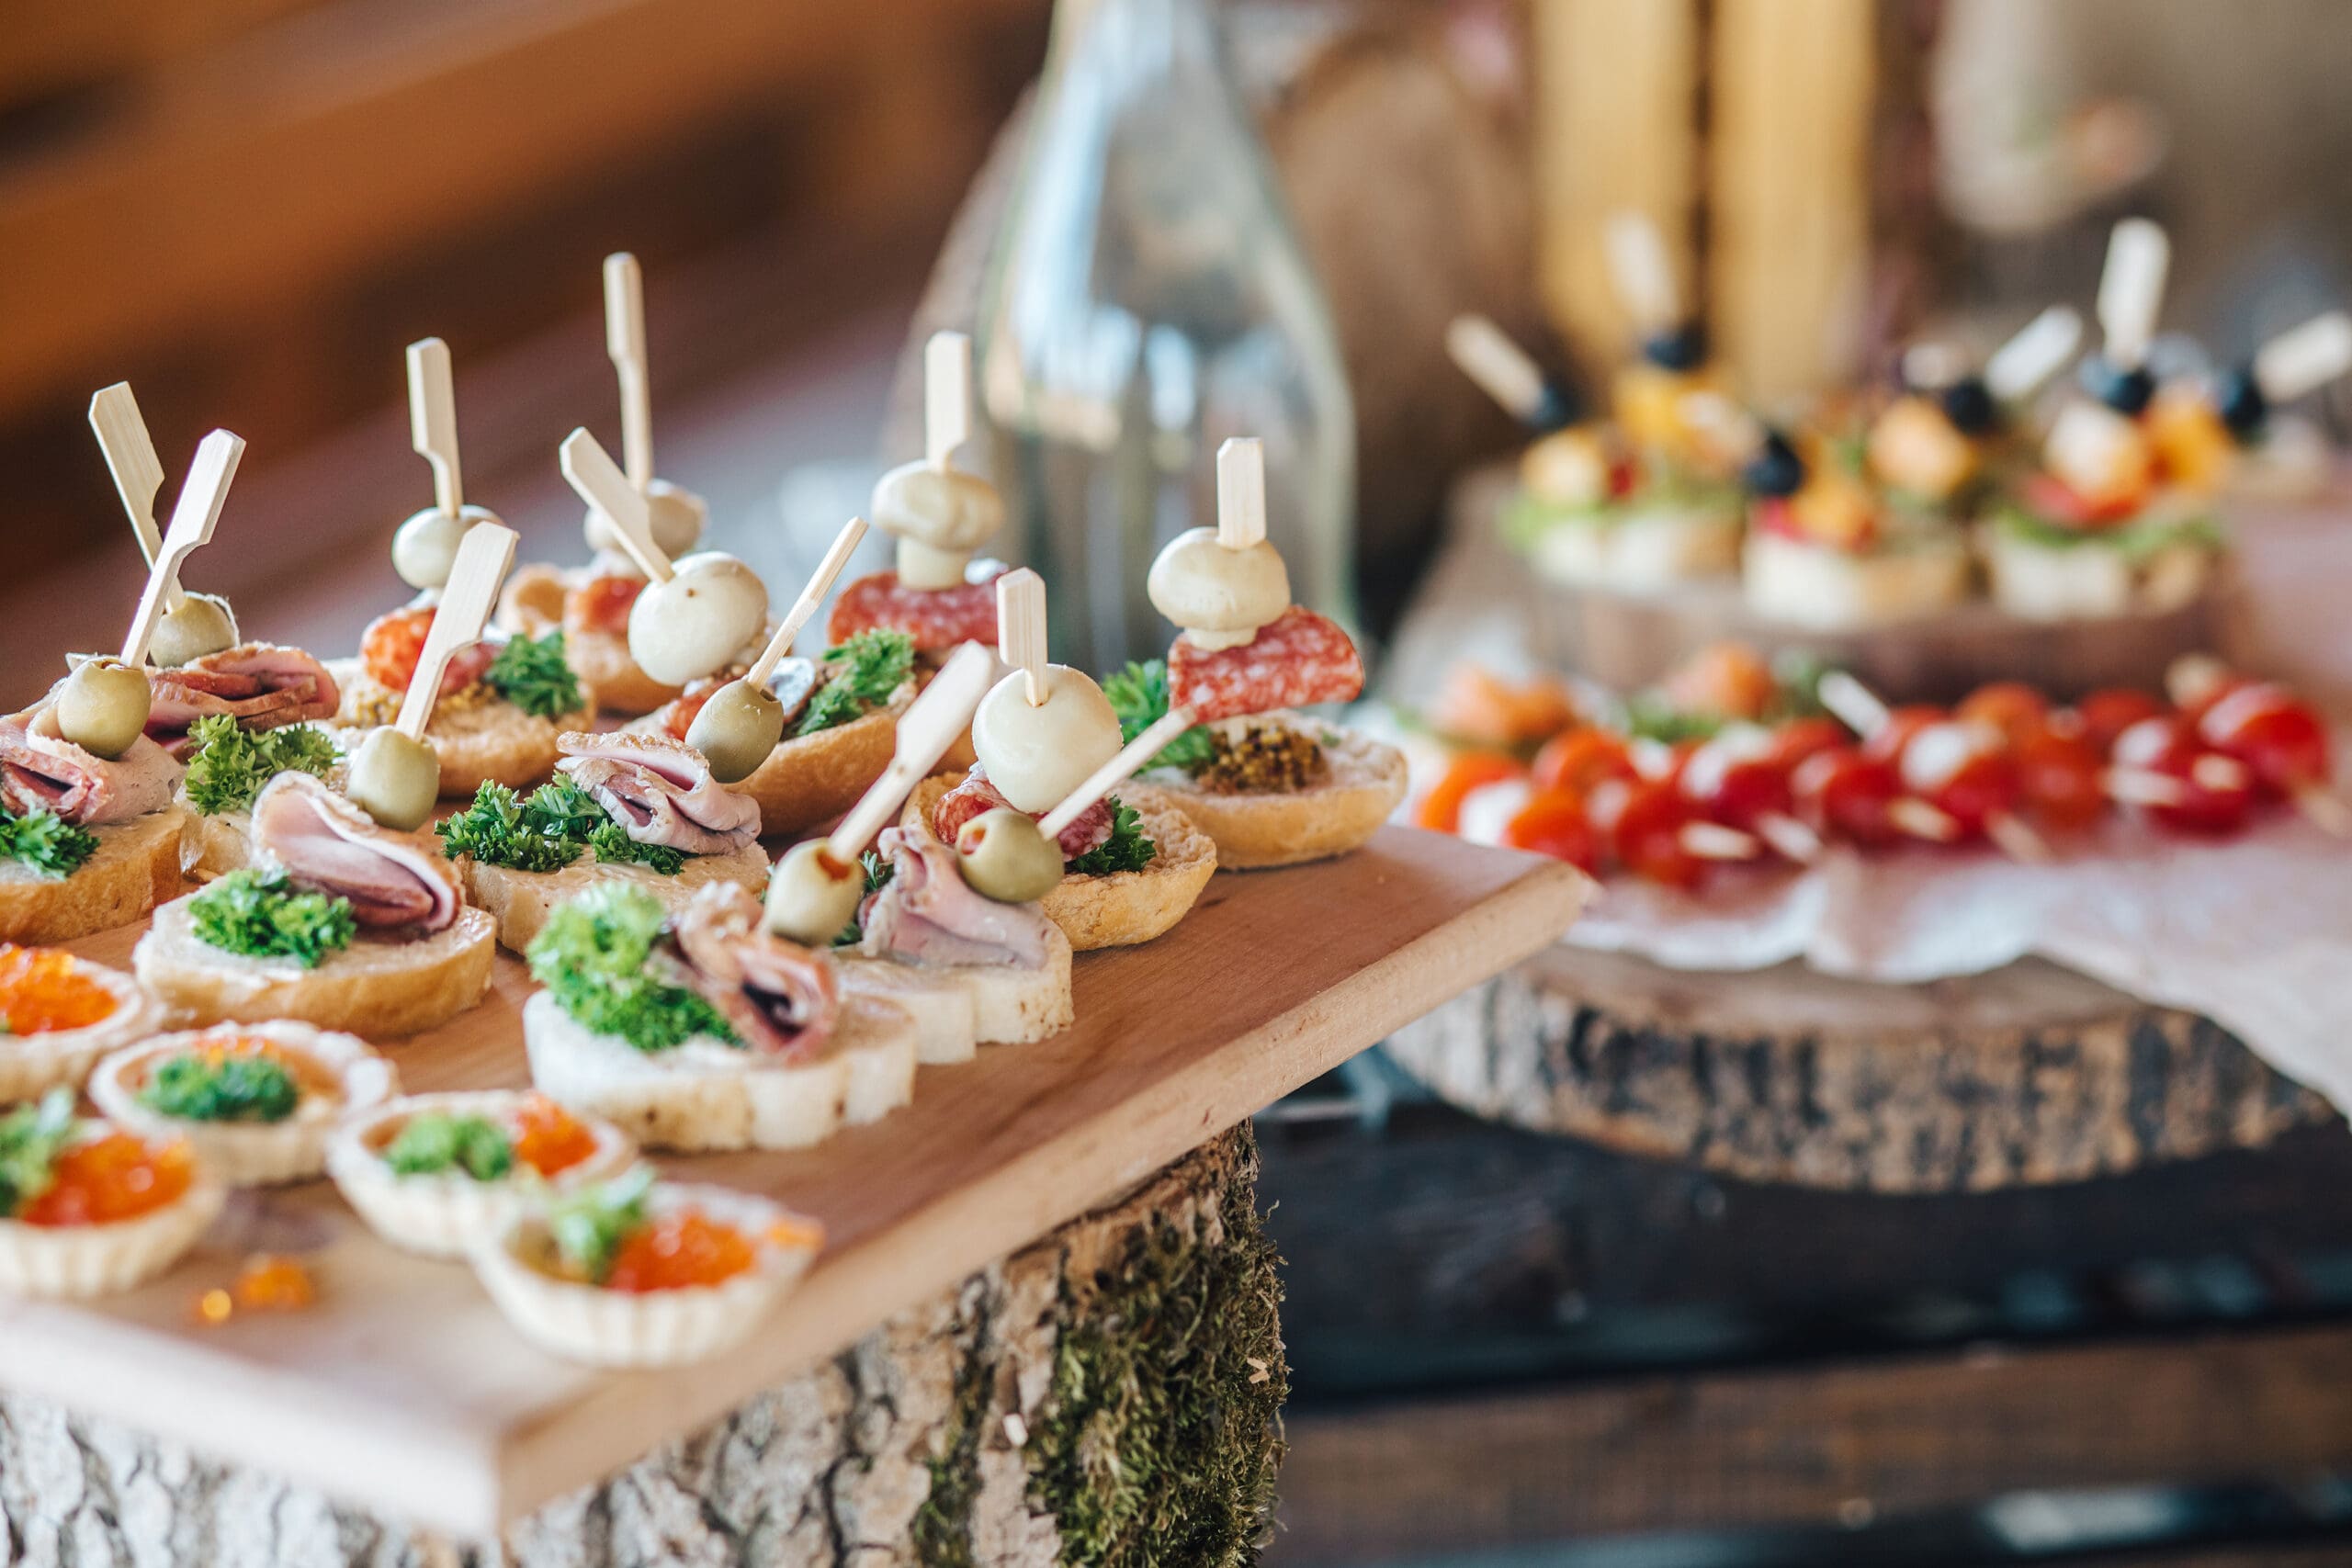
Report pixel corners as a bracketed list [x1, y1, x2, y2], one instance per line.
[250, 772, 459, 933]
[145, 643, 341, 756]
[0, 700, 180, 826]
[667, 883, 840, 1058]
[929, 765, 1114, 859]
[555, 732, 760, 856]
[858, 826, 1055, 970]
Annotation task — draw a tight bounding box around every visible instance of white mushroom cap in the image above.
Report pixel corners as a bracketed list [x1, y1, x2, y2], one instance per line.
[871, 461, 1003, 555]
[1148, 527, 1290, 646]
[627, 552, 769, 686]
[971, 667, 1124, 814]
[585, 477, 707, 560]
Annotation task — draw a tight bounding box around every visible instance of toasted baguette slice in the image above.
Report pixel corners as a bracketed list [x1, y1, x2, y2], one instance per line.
[902, 776, 1216, 951]
[178, 807, 251, 882]
[0, 810, 186, 944]
[133, 898, 496, 1037]
[498, 563, 682, 716]
[1131, 719, 1404, 871]
[837, 924, 1075, 1049]
[626, 686, 909, 838]
[327, 660, 593, 795]
[522, 989, 916, 1151]
[833, 956, 979, 1064]
[458, 842, 770, 954]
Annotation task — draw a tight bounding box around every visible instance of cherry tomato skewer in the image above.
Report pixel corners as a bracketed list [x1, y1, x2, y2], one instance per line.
[1821, 673, 2049, 860]
[1678, 727, 1821, 863]
[2109, 716, 2256, 836]
[2196, 680, 2349, 835]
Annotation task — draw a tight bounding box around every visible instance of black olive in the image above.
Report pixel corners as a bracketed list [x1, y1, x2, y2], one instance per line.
[1939, 376, 1998, 435]
[2216, 366, 2267, 439]
[1743, 429, 1805, 497]
[2079, 354, 2155, 416]
[1642, 322, 1708, 373]
[1527, 379, 1581, 434]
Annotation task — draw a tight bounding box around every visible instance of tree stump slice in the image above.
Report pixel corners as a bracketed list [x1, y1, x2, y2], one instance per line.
[0, 1127, 1284, 1568]
[1382, 948, 2333, 1193]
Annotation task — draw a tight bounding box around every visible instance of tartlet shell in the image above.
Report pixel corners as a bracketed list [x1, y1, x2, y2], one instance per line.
[0, 953, 160, 1103]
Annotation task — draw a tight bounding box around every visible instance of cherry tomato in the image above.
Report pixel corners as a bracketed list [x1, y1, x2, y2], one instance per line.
[1792, 746, 1906, 848]
[1502, 788, 1602, 874]
[1767, 716, 1849, 772]
[1956, 682, 2050, 744]
[1611, 781, 1706, 890]
[1894, 719, 2018, 835]
[2074, 688, 2166, 755]
[359, 606, 494, 697]
[2012, 725, 2108, 833]
[2020, 472, 2140, 528]
[1679, 728, 1794, 832]
[2198, 682, 2330, 795]
[2112, 716, 2255, 836]
[1532, 729, 1638, 795]
[1862, 705, 1946, 764]
[1416, 753, 1525, 834]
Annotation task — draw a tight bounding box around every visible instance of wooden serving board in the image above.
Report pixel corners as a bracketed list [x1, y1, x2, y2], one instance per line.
[0, 827, 1586, 1539]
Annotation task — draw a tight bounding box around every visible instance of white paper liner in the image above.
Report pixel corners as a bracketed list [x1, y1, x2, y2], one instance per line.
[90, 1022, 398, 1187]
[329, 1091, 635, 1260]
[469, 1181, 819, 1367]
[1566, 814, 2352, 1112]
[0, 959, 160, 1103]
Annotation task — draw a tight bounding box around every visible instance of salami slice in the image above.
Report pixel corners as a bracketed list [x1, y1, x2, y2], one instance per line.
[930, 765, 1115, 859]
[825, 563, 1006, 652]
[1168, 606, 1363, 724]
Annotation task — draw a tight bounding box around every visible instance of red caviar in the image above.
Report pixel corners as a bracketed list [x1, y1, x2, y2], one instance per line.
[361, 606, 494, 695]
[605, 1212, 756, 1293]
[19, 1134, 192, 1227]
[568, 575, 644, 637]
[0, 947, 119, 1033]
[509, 1096, 598, 1179]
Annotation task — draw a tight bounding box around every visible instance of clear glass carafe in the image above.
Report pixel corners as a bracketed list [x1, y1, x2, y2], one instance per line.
[974, 0, 1357, 672]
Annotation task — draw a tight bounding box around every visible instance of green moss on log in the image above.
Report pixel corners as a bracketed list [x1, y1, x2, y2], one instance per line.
[1026, 1126, 1288, 1566]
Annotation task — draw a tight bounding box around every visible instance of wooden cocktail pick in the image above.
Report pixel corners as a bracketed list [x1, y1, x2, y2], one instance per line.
[996, 568, 1047, 706]
[395, 523, 516, 741]
[119, 432, 242, 669]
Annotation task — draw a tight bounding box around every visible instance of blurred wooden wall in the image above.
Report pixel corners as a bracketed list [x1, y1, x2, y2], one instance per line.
[0, 0, 1049, 577]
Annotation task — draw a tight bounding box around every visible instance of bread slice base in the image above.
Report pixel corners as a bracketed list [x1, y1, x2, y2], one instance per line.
[328, 660, 592, 795]
[902, 776, 1214, 952]
[626, 690, 908, 838]
[460, 842, 770, 954]
[1135, 721, 1406, 871]
[0, 810, 186, 945]
[522, 989, 916, 1152]
[133, 899, 496, 1039]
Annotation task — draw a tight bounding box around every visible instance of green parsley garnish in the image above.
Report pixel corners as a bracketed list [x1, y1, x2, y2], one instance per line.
[1067, 796, 1158, 875]
[0, 1089, 75, 1219]
[0, 805, 97, 880]
[831, 851, 892, 948]
[179, 716, 339, 815]
[437, 779, 690, 875]
[484, 631, 585, 721]
[384, 1112, 514, 1180]
[139, 1051, 300, 1123]
[797, 629, 915, 738]
[548, 1164, 655, 1285]
[1102, 660, 1216, 773]
[187, 869, 357, 968]
[526, 883, 737, 1053]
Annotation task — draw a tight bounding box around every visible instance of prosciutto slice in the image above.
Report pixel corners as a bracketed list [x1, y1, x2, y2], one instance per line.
[858, 826, 1056, 970]
[145, 643, 341, 756]
[668, 883, 840, 1059]
[250, 772, 458, 933]
[929, 765, 1114, 859]
[0, 701, 179, 826]
[555, 732, 760, 856]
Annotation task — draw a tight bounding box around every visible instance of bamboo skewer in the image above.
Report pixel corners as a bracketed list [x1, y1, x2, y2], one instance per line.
[88, 383, 189, 614]
[119, 432, 242, 669]
[394, 524, 515, 741]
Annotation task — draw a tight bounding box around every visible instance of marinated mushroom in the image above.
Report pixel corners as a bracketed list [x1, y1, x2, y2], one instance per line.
[870, 461, 1004, 590]
[762, 840, 865, 946]
[970, 667, 1124, 814]
[392, 503, 501, 592]
[1146, 526, 1290, 651]
[55, 657, 153, 759]
[346, 728, 442, 830]
[146, 592, 241, 669]
[627, 553, 768, 687]
[953, 809, 1065, 904]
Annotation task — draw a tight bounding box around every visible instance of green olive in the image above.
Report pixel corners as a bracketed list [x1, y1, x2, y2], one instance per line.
[346, 728, 442, 830]
[56, 657, 153, 760]
[147, 593, 240, 668]
[685, 679, 785, 784]
[954, 809, 1065, 904]
[763, 840, 865, 946]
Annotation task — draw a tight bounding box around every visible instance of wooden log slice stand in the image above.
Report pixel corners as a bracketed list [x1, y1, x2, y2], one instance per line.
[0, 1126, 1282, 1568]
[1383, 948, 2333, 1194]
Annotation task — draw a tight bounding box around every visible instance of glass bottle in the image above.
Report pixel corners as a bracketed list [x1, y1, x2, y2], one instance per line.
[974, 0, 1357, 673]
